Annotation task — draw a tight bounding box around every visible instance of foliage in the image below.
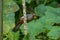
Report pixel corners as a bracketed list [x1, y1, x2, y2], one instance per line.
[3, 0, 19, 40]
[3, 0, 60, 40]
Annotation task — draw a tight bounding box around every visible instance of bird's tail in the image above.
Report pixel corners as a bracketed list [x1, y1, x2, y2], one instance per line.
[12, 22, 22, 32]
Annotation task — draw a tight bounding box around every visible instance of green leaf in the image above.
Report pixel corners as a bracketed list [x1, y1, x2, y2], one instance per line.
[34, 4, 46, 17]
[3, 12, 15, 34]
[20, 18, 46, 40]
[20, 16, 52, 40]
[47, 27, 60, 39]
[3, 0, 19, 40]
[48, 1, 58, 8]
[3, 38, 7, 40]
[45, 7, 60, 23]
[21, 6, 60, 40]
[3, 21, 10, 34]
[3, 0, 19, 13]
[12, 31, 20, 40]
[45, 7, 60, 40]
[26, 0, 32, 3]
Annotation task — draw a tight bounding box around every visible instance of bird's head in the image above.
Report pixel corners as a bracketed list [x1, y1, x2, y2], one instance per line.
[31, 12, 39, 20]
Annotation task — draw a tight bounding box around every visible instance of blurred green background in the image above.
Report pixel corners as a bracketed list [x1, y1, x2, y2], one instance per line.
[3, 0, 60, 40]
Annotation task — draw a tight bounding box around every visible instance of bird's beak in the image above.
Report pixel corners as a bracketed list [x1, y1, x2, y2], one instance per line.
[34, 15, 37, 19]
[33, 15, 39, 19]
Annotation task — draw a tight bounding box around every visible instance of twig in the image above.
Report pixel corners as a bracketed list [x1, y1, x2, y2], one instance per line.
[22, 0, 28, 35]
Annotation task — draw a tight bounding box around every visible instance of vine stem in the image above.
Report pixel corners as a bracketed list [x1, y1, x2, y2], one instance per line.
[22, 0, 28, 35]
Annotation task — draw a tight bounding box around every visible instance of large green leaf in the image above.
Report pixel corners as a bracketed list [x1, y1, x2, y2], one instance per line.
[3, 0, 19, 40]
[20, 16, 52, 40]
[45, 7, 60, 23]
[20, 19, 45, 40]
[21, 6, 60, 40]
[34, 4, 46, 17]
[47, 27, 60, 39]
[3, 0, 19, 13]
[45, 6, 60, 40]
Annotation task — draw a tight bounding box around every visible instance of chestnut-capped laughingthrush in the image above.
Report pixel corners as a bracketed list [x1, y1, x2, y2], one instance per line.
[12, 13, 39, 32]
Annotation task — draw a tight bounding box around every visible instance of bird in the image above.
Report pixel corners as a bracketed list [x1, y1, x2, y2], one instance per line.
[12, 13, 39, 32]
